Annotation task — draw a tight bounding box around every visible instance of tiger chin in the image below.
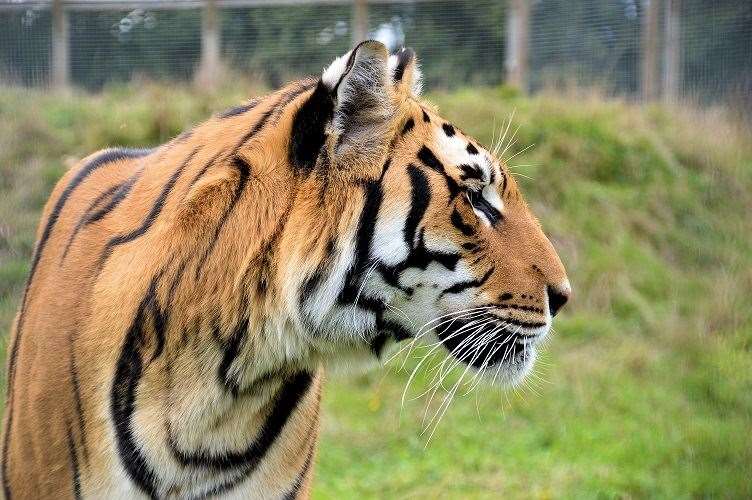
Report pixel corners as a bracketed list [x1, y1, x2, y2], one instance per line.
[3, 41, 569, 499]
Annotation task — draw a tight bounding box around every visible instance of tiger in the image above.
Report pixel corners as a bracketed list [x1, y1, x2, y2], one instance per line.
[2, 41, 570, 499]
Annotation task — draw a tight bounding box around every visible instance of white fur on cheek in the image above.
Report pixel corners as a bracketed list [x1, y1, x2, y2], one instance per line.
[372, 202, 410, 266]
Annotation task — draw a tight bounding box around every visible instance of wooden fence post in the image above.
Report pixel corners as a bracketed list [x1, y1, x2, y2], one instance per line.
[662, 0, 680, 102]
[352, 0, 369, 45]
[505, 0, 529, 92]
[641, 0, 660, 100]
[51, 0, 70, 89]
[196, 0, 221, 89]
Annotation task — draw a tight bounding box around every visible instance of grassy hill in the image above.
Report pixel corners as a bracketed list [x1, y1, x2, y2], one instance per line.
[1, 83, 750, 498]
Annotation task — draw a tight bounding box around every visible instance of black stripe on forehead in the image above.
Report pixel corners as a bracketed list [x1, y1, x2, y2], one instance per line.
[417, 145, 460, 200]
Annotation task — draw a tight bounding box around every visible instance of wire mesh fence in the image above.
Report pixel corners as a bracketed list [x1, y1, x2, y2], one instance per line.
[0, 0, 750, 107]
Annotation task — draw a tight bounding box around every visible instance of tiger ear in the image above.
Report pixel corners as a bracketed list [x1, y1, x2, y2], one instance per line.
[321, 40, 394, 158]
[389, 47, 422, 96]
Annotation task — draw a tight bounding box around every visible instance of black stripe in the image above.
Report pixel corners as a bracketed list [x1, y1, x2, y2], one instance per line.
[380, 158, 392, 181]
[417, 145, 444, 174]
[442, 123, 456, 137]
[369, 332, 390, 357]
[497, 303, 545, 314]
[233, 80, 316, 155]
[421, 108, 431, 123]
[3, 147, 151, 499]
[111, 273, 164, 499]
[492, 317, 546, 329]
[87, 169, 142, 224]
[217, 316, 250, 398]
[404, 164, 430, 247]
[217, 99, 259, 119]
[150, 301, 168, 363]
[467, 188, 503, 225]
[99, 148, 197, 269]
[68, 349, 90, 467]
[466, 143, 479, 155]
[172, 130, 193, 143]
[65, 421, 83, 500]
[376, 318, 412, 343]
[379, 228, 461, 283]
[194, 156, 252, 280]
[232, 105, 278, 154]
[417, 145, 460, 200]
[282, 441, 316, 500]
[440, 266, 494, 297]
[62, 169, 143, 263]
[60, 182, 121, 262]
[459, 164, 484, 181]
[401, 117, 415, 136]
[451, 208, 475, 236]
[187, 151, 223, 188]
[81, 183, 121, 216]
[336, 181, 383, 307]
[298, 239, 335, 312]
[169, 371, 312, 471]
[289, 81, 334, 174]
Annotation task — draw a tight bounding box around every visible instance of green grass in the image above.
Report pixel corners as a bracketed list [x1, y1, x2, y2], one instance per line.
[1, 82, 751, 498]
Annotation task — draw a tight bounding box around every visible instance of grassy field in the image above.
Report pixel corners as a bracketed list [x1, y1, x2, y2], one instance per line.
[1, 82, 751, 498]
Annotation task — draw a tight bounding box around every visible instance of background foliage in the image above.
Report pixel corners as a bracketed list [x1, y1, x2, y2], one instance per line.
[1, 0, 750, 103]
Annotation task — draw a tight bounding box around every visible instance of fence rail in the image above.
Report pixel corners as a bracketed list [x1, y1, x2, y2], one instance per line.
[1, 0, 750, 108]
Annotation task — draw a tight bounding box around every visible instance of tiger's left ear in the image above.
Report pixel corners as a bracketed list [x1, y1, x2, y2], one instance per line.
[389, 47, 422, 96]
[321, 40, 394, 159]
[290, 41, 393, 172]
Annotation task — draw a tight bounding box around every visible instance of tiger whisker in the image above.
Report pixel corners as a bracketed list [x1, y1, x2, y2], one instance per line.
[386, 308, 491, 368]
[503, 142, 535, 165]
[402, 318, 490, 408]
[422, 334, 490, 444]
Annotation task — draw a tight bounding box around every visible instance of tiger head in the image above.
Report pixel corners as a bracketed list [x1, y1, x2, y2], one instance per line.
[279, 41, 570, 386]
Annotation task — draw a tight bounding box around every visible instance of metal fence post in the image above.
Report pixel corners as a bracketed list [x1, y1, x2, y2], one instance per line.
[641, 0, 660, 101]
[51, 0, 70, 89]
[505, 0, 529, 93]
[196, 0, 221, 89]
[352, 0, 369, 45]
[663, 0, 681, 103]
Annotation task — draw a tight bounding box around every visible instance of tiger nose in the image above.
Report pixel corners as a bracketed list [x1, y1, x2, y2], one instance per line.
[546, 282, 571, 317]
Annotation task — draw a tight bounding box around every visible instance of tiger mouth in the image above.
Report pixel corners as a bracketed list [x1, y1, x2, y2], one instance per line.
[434, 318, 541, 368]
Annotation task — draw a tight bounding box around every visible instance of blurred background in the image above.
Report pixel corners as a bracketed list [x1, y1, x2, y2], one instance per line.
[0, 0, 750, 497]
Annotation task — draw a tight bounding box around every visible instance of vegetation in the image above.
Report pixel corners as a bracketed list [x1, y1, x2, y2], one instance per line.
[1, 82, 750, 498]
